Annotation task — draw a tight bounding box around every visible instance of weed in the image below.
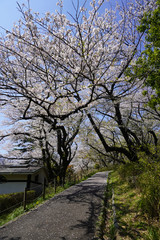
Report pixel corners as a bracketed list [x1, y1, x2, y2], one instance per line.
[144, 226, 160, 240]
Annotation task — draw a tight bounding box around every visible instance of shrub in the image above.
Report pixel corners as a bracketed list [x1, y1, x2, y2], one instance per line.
[117, 153, 160, 220]
[145, 226, 160, 240]
[0, 190, 35, 213]
[138, 158, 160, 220]
[118, 162, 143, 188]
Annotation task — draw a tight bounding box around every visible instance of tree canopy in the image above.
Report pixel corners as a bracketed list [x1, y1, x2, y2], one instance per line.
[130, 0, 160, 110]
[0, 0, 158, 179]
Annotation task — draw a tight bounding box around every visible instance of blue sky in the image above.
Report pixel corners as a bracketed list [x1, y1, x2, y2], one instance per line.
[0, 0, 92, 32]
[0, 0, 114, 32]
[0, 0, 68, 31]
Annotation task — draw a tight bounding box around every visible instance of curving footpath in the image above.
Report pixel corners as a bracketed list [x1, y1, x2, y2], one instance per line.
[0, 171, 108, 240]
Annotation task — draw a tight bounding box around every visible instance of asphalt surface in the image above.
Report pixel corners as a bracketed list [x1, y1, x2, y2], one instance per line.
[0, 171, 108, 240]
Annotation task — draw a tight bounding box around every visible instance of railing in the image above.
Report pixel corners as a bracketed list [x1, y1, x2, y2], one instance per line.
[0, 179, 46, 215]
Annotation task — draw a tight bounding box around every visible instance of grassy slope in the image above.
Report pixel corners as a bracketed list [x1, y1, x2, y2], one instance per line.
[104, 171, 160, 240]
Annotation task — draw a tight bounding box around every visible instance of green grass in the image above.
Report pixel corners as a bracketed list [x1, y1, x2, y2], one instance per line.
[103, 170, 160, 240]
[95, 188, 108, 239]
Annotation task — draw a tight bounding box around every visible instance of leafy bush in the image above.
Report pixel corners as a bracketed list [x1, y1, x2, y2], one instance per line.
[117, 154, 160, 220]
[0, 190, 35, 213]
[138, 158, 160, 220]
[145, 226, 160, 240]
[118, 162, 143, 188]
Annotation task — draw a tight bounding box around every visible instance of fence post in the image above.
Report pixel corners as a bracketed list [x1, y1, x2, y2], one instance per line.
[68, 175, 71, 184]
[54, 177, 57, 193]
[62, 177, 64, 187]
[23, 188, 27, 210]
[43, 179, 46, 200]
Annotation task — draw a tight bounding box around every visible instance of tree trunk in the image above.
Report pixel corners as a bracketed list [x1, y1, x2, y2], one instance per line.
[87, 113, 138, 162]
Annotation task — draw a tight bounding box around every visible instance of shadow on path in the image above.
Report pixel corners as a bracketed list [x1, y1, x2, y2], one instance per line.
[0, 172, 108, 240]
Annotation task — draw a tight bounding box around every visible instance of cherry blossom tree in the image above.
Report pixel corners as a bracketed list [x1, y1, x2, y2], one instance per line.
[0, 107, 83, 183]
[0, 0, 157, 169]
[86, 87, 159, 163]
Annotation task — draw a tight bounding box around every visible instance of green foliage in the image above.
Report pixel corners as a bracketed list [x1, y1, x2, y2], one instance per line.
[65, 165, 75, 182]
[94, 163, 100, 170]
[118, 162, 142, 188]
[145, 226, 160, 240]
[127, 1, 160, 109]
[95, 181, 109, 240]
[0, 190, 35, 212]
[138, 157, 160, 220]
[104, 170, 160, 239]
[118, 154, 160, 220]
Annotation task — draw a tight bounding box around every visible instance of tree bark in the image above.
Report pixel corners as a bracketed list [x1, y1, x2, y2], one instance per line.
[87, 112, 138, 162]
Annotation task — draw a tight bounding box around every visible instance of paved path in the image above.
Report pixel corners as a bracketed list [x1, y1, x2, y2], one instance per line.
[0, 172, 108, 240]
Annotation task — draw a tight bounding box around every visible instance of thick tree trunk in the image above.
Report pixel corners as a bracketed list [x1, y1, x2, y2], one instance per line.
[87, 113, 138, 162]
